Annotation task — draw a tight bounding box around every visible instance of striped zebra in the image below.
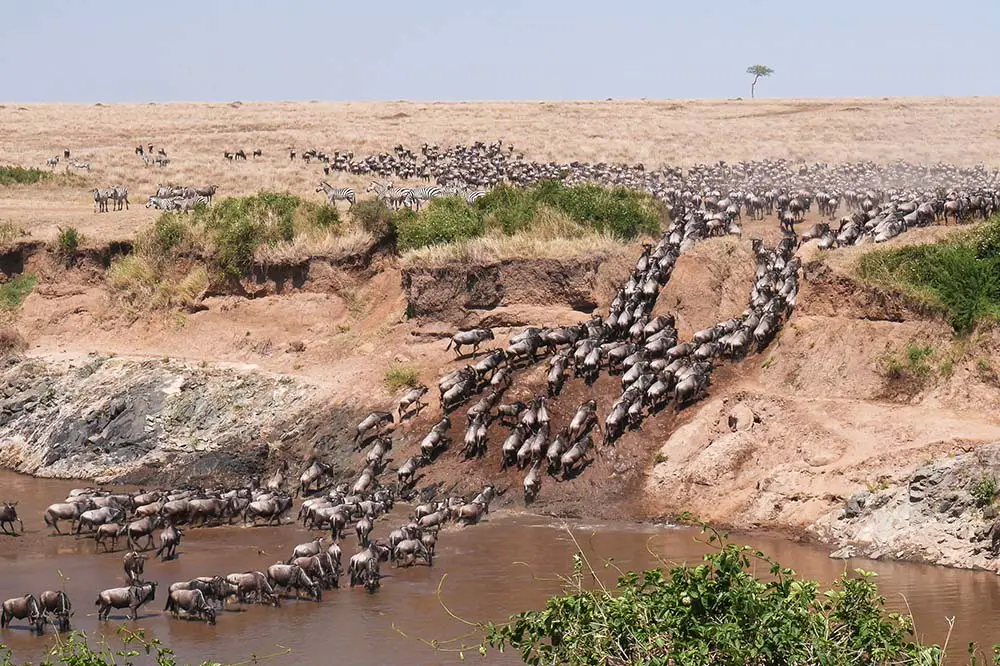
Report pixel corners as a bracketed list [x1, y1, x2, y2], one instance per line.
[110, 185, 129, 211]
[406, 185, 444, 211]
[366, 181, 412, 210]
[316, 181, 356, 207]
[92, 188, 113, 213]
[443, 184, 486, 205]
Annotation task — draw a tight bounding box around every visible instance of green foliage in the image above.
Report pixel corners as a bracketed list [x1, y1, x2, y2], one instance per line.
[0, 166, 50, 186]
[185, 192, 338, 277]
[857, 228, 1000, 335]
[397, 197, 483, 251]
[0, 627, 231, 666]
[0, 274, 36, 309]
[56, 227, 81, 266]
[395, 181, 661, 252]
[384, 363, 420, 390]
[350, 198, 400, 239]
[881, 344, 936, 382]
[746, 64, 775, 77]
[475, 180, 661, 240]
[143, 213, 193, 257]
[479, 528, 946, 666]
[972, 476, 998, 508]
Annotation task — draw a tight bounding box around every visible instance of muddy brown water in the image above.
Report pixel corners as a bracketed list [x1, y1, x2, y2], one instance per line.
[1, 470, 998, 665]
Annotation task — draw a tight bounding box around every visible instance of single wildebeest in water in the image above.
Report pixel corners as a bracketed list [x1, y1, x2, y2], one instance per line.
[95, 582, 157, 621]
[0, 502, 23, 535]
[39, 590, 72, 632]
[1, 594, 45, 633]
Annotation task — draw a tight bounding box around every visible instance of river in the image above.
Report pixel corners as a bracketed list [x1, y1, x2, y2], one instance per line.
[0, 470, 997, 665]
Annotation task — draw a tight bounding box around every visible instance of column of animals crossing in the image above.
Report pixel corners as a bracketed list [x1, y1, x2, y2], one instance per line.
[0, 478, 495, 631]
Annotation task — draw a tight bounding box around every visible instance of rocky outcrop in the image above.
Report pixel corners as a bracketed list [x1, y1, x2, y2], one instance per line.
[813, 445, 1000, 570]
[0, 355, 365, 487]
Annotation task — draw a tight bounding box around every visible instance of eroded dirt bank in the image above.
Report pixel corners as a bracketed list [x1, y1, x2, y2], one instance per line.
[5, 229, 1000, 569]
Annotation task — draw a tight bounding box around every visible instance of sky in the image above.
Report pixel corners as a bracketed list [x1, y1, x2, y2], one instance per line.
[1, 0, 997, 103]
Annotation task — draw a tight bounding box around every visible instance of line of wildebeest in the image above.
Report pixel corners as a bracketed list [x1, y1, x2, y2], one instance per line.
[0, 472, 498, 632]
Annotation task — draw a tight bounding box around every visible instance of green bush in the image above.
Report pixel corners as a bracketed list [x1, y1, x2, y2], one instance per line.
[56, 226, 81, 266]
[857, 227, 1000, 335]
[478, 527, 950, 666]
[0, 274, 36, 309]
[351, 199, 398, 239]
[189, 192, 339, 277]
[144, 213, 192, 257]
[0, 166, 49, 186]
[972, 475, 998, 508]
[476, 183, 540, 234]
[397, 197, 483, 251]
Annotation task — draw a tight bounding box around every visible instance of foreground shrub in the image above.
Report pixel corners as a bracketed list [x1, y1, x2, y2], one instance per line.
[107, 255, 207, 313]
[478, 527, 946, 666]
[857, 234, 1000, 334]
[0, 166, 49, 186]
[397, 197, 483, 251]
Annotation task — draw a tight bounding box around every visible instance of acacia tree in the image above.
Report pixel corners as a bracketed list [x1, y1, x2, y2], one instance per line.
[746, 64, 774, 99]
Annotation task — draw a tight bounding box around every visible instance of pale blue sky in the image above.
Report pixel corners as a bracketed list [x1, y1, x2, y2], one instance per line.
[2, 0, 997, 103]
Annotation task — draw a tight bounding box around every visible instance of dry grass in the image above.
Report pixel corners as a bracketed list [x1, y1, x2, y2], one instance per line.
[0, 326, 26, 356]
[1, 98, 999, 243]
[400, 229, 627, 267]
[107, 255, 208, 315]
[254, 227, 374, 264]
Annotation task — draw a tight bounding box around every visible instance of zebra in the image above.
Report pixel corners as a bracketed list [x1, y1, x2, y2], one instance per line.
[92, 188, 113, 213]
[443, 184, 486, 205]
[316, 182, 356, 207]
[46, 156, 59, 169]
[68, 160, 90, 172]
[406, 185, 444, 211]
[110, 185, 129, 211]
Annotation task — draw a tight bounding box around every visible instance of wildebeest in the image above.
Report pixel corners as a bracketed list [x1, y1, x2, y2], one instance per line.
[445, 329, 495, 357]
[353, 411, 394, 445]
[155, 523, 183, 561]
[298, 460, 333, 496]
[398, 385, 429, 418]
[164, 589, 216, 624]
[0, 502, 23, 535]
[43, 500, 95, 535]
[1, 594, 45, 633]
[225, 571, 280, 606]
[123, 550, 146, 584]
[39, 590, 72, 632]
[243, 495, 294, 526]
[94, 523, 124, 552]
[95, 582, 157, 621]
[267, 563, 321, 601]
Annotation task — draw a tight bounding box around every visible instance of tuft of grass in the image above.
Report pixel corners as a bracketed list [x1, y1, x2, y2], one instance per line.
[0, 274, 36, 309]
[0, 166, 50, 186]
[107, 256, 207, 314]
[0, 220, 27, 245]
[384, 363, 419, 390]
[350, 198, 401, 240]
[56, 226, 81, 266]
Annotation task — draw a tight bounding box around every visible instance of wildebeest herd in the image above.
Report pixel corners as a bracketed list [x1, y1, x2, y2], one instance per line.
[0, 474, 495, 633]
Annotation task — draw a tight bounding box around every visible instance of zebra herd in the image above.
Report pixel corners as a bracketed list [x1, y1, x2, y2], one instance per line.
[357, 181, 485, 211]
[145, 184, 217, 211]
[92, 186, 129, 213]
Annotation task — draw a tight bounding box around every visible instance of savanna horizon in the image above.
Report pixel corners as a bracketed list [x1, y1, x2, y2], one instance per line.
[1, 96, 998, 243]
